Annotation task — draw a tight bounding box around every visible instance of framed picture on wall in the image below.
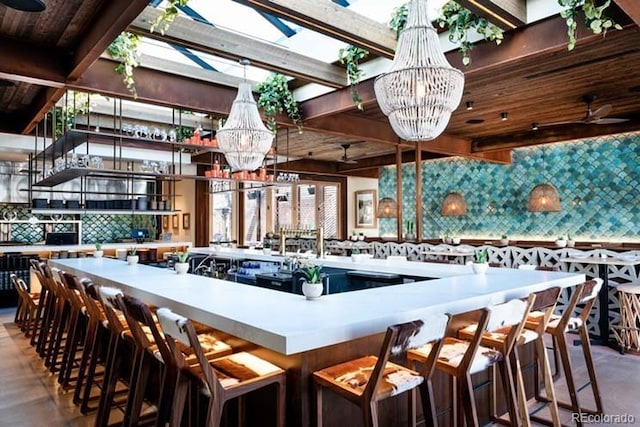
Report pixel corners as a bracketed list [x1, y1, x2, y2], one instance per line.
[172, 214, 179, 229]
[162, 216, 169, 230]
[355, 189, 377, 228]
[182, 213, 190, 230]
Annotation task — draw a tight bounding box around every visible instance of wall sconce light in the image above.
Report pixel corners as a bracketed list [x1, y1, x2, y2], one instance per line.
[377, 197, 398, 218]
[466, 101, 474, 110]
[500, 112, 508, 121]
[441, 192, 467, 216]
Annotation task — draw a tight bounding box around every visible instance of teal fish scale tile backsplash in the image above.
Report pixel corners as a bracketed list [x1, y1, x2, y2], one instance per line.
[379, 132, 640, 240]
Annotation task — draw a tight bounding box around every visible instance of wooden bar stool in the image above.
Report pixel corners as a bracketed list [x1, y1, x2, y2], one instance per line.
[612, 284, 640, 354]
[526, 279, 604, 427]
[313, 314, 449, 427]
[156, 307, 287, 427]
[10, 274, 39, 338]
[409, 299, 532, 427]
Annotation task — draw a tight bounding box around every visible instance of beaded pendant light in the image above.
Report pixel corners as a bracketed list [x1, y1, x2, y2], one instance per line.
[216, 60, 273, 172]
[374, 0, 464, 141]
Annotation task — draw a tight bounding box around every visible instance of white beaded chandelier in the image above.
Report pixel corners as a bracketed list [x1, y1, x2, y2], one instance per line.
[216, 60, 273, 172]
[374, 0, 464, 141]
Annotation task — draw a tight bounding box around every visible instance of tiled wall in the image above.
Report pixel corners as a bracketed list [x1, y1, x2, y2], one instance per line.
[0, 205, 156, 244]
[378, 132, 640, 240]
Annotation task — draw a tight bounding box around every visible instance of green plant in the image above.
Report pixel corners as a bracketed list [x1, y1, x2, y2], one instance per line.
[300, 263, 322, 284]
[176, 126, 194, 142]
[107, 32, 141, 98]
[501, 234, 508, 240]
[474, 248, 488, 263]
[150, 0, 189, 35]
[95, 242, 102, 251]
[128, 247, 137, 256]
[338, 45, 370, 110]
[558, 235, 567, 240]
[436, 2, 504, 66]
[257, 73, 302, 132]
[263, 240, 272, 249]
[406, 220, 415, 234]
[351, 247, 361, 255]
[47, 91, 91, 139]
[558, 0, 622, 51]
[388, 3, 409, 40]
[175, 251, 189, 263]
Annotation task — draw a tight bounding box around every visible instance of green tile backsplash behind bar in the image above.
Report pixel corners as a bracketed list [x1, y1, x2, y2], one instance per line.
[378, 132, 640, 240]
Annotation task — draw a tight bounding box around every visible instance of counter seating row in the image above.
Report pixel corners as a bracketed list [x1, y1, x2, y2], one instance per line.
[11, 258, 604, 427]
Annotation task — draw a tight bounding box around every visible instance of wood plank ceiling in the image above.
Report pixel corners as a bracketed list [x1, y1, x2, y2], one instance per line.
[0, 0, 639, 177]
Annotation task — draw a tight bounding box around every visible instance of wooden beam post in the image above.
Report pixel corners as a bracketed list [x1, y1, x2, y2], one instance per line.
[415, 141, 423, 242]
[396, 144, 403, 240]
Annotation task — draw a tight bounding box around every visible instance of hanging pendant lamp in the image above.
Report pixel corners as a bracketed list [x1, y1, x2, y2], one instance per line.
[441, 192, 467, 216]
[377, 197, 398, 218]
[374, 0, 464, 141]
[528, 183, 561, 212]
[216, 59, 274, 172]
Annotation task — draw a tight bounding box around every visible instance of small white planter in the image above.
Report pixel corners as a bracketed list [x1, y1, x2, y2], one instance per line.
[263, 248, 272, 255]
[567, 240, 576, 248]
[174, 262, 189, 275]
[500, 239, 509, 246]
[357, 235, 365, 241]
[351, 253, 370, 263]
[555, 239, 567, 248]
[302, 281, 323, 300]
[471, 262, 489, 274]
[451, 237, 461, 245]
[93, 250, 104, 258]
[127, 255, 139, 265]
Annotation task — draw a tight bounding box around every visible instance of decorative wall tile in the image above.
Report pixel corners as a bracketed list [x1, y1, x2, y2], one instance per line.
[379, 132, 640, 240]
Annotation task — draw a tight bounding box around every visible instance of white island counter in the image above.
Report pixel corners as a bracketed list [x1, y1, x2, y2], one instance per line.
[51, 254, 584, 356]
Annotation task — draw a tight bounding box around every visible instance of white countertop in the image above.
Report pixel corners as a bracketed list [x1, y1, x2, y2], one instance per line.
[50, 255, 585, 356]
[0, 241, 191, 253]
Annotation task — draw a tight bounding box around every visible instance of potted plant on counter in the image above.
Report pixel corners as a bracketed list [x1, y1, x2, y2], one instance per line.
[93, 242, 104, 258]
[174, 251, 189, 274]
[405, 220, 415, 240]
[555, 235, 568, 248]
[500, 235, 509, 246]
[351, 230, 358, 241]
[567, 234, 576, 248]
[262, 240, 272, 255]
[471, 248, 489, 274]
[127, 247, 139, 265]
[299, 262, 324, 300]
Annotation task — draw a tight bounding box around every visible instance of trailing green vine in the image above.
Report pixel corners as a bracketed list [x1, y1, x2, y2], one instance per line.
[389, 3, 408, 40]
[107, 32, 141, 98]
[47, 91, 91, 139]
[150, 0, 189, 35]
[257, 73, 302, 133]
[338, 45, 370, 110]
[437, 2, 503, 66]
[558, 0, 622, 50]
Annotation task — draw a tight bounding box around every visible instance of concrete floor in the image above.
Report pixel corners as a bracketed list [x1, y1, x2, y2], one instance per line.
[1, 307, 638, 426]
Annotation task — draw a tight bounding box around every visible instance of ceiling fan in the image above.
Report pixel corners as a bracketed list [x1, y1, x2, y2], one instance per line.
[537, 94, 629, 128]
[338, 144, 358, 164]
[0, 0, 46, 12]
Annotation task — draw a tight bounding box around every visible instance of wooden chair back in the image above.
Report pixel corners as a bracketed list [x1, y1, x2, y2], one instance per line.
[487, 295, 536, 355]
[97, 286, 126, 335]
[557, 279, 602, 331]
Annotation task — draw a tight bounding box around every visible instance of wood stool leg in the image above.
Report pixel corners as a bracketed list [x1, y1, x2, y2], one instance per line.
[315, 383, 323, 427]
[419, 379, 438, 427]
[277, 378, 286, 427]
[556, 332, 583, 426]
[578, 325, 604, 415]
[535, 336, 561, 427]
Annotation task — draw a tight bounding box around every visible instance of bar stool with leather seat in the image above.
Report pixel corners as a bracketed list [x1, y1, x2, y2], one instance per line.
[409, 299, 533, 427]
[457, 288, 562, 427]
[156, 307, 287, 427]
[10, 274, 40, 338]
[117, 294, 233, 427]
[313, 314, 450, 427]
[525, 279, 604, 427]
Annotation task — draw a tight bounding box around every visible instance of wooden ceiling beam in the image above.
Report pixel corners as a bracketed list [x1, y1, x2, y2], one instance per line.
[456, 0, 526, 30]
[421, 133, 512, 164]
[67, 0, 150, 81]
[129, 7, 347, 87]
[614, 0, 640, 26]
[0, 37, 66, 88]
[303, 115, 411, 147]
[472, 121, 640, 152]
[233, 0, 396, 58]
[335, 150, 444, 172]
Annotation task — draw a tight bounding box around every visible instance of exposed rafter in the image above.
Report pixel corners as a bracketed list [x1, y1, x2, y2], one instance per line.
[233, 0, 397, 58]
[456, 0, 526, 30]
[421, 134, 512, 164]
[614, 0, 640, 26]
[129, 7, 347, 87]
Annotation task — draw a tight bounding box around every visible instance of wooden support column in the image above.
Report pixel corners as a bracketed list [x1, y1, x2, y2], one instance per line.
[195, 165, 211, 247]
[396, 144, 403, 239]
[415, 142, 423, 242]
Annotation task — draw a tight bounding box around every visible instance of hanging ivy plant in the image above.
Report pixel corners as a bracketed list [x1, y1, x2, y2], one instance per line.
[150, 0, 190, 35]
[338, 45, 370, 111]
[436, 2, 503, 66]
[389, 3, 409, 40]
[47, 91, 91, 139]
[107, 32, 141, 98]
[257, 73, 302, 133]
[558, 0, 622, 50]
